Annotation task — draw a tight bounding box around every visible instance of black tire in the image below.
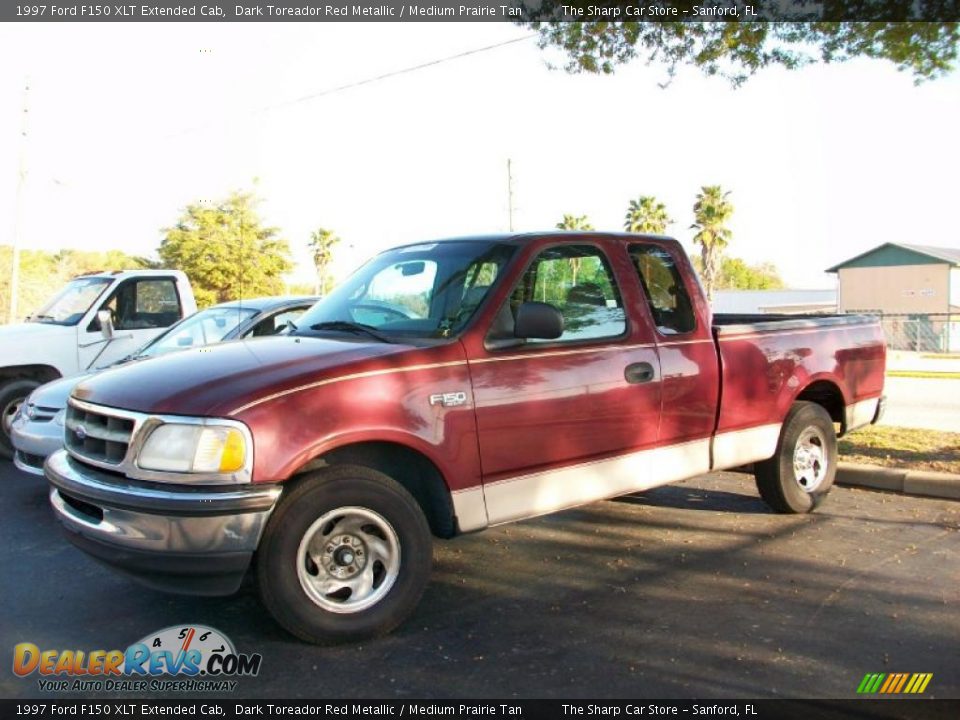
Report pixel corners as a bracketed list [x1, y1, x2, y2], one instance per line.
[754, 401, 837, 514]
[0, 379, 41, 461]
[257, 465, 433, 645]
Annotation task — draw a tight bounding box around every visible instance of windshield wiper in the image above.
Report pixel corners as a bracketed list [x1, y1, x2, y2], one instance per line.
[309, 321, 393, 343]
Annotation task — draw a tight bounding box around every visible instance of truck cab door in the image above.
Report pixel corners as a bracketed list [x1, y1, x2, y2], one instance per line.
[78, 277, 184, 370]
[466, 242, 663, 526]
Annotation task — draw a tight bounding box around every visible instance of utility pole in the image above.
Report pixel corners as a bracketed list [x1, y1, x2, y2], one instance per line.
[9, 79, 29, 324]
[506, 158, 514, 232]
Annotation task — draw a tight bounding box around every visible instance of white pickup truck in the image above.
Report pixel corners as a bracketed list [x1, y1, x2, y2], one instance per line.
[0, 269, 196, 458]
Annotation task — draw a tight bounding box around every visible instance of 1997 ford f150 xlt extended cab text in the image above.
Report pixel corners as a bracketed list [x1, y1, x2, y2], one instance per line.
[45, 233, 885, 644]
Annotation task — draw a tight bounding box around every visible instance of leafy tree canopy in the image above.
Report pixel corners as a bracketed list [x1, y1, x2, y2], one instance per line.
[693, 255, 785, 291]
[525, 21, 960, 86]
[159, 191, 293, 308]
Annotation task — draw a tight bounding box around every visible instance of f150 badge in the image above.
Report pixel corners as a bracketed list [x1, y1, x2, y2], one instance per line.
[429, 391, 467, 408]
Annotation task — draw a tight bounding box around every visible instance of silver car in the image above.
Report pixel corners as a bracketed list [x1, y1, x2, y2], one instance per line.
[11, 295, 316, 475]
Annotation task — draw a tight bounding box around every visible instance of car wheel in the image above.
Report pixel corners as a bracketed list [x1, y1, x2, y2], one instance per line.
[755, 401, 837, 514]
[0, 379, 41, 461]
[257, 465, 433, 644]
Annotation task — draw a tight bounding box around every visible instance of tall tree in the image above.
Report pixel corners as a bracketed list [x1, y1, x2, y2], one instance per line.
[624, 196, 673, 235]
[555, 214, 594, 231]
[691, 186, 734, 301]
[308, 228, 341, 297]
[525, 22, 960, 87]
[555, 214, 594, 286]
[158, 191, 292, 308]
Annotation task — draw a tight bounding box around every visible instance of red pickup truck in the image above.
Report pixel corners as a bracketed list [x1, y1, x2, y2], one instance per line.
[46, 233, 885, 644]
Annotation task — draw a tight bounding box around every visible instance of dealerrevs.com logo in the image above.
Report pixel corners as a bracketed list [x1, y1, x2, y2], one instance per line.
[13, 625, 262, 693]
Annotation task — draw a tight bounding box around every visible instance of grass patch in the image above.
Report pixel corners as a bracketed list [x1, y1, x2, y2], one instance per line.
[839, 425, 960, 474]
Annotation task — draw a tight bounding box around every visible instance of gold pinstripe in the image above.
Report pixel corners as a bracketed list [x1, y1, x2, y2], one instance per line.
[228, 360, 469, 415]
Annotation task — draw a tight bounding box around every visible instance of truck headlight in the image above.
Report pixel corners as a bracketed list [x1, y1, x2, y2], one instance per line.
[138, 424, 247, 474]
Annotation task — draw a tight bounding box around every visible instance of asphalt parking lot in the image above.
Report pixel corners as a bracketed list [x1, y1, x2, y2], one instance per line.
[2, 464, 957, 700]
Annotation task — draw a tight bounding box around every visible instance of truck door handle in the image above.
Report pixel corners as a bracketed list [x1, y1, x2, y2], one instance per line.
[625, 362, 656, 384]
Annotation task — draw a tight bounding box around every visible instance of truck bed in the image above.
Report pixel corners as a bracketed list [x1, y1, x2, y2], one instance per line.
[712, 313, 877, 335]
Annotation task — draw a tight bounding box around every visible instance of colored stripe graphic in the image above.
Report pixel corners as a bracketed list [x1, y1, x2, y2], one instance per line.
[858, 672, 932, 694]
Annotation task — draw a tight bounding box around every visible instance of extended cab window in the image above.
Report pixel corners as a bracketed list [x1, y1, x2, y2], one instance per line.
[629, 245, 695, 335]
[492, 244, 626, 345]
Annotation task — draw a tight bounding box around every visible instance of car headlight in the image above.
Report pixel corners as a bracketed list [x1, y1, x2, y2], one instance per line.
[137, 423, 248, 474]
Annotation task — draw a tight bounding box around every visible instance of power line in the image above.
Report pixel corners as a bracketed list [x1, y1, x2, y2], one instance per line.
[265, 33, 537, 112]
[165, 33, 537, 139]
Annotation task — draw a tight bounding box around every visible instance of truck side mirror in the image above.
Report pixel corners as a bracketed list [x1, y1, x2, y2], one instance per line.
[514, 301, 564, 340]
[97, 310, 115, 340]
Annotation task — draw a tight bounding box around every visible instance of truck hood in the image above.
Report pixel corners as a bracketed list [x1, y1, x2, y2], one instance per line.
[0, 321, 75, 348]
[72, 336, 416, 417]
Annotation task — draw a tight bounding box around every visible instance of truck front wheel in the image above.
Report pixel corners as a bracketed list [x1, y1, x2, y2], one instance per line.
[754, 401, 837, 514]
[257, 465, 433, 644]
[1, 379, 41, 461]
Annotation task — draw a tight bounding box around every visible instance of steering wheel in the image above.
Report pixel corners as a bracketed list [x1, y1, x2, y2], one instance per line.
[350, 302, 415, 323]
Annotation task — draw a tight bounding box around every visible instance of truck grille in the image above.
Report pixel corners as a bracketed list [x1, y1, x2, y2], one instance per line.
[25, 403, 59, 422]
[65, 403, 135, 465]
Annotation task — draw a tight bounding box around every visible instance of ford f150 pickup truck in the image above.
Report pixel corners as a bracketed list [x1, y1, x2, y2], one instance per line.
[45, 233, 885, 644]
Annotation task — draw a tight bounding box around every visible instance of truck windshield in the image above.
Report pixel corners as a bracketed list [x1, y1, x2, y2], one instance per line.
[138, 306, 259, 358]
[294, 240, 516, 341]
[31, 277, 112, 326]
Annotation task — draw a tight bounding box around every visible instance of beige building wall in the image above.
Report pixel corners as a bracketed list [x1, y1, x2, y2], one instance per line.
[838, 264, 950, 314]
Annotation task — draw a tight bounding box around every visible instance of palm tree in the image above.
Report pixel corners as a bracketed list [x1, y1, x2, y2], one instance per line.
[554, 214, 594, 287]
[308, 228, 340, 296]
[690, 186, 733, 301]
[555, 214, 594, 231]
[624, 195, 673, 235]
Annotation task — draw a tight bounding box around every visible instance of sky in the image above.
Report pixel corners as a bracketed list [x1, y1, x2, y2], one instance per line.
[1, 22, 958, 290]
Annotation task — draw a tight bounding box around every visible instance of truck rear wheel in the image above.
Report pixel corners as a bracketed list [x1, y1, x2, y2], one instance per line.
[1, 379, 41, 461]
[257, 465, 433, 644]
[754, 401, 837, 514]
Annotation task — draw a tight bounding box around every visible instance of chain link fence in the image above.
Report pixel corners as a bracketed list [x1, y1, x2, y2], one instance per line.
[873, 313, 960, 354]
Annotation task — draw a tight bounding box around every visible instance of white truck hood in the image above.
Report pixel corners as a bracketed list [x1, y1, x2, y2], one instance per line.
[0, 322, 76, 364]
[0, 322, 75, 346]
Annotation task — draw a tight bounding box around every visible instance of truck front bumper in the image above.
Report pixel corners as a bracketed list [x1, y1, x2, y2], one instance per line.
[11, 412, 63, 476]
[45, 450, 281, 596]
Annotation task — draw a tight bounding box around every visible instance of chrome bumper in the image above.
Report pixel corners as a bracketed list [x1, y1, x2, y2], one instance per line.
[45, 450, 281, 595]
[11, 414, 63, 476]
